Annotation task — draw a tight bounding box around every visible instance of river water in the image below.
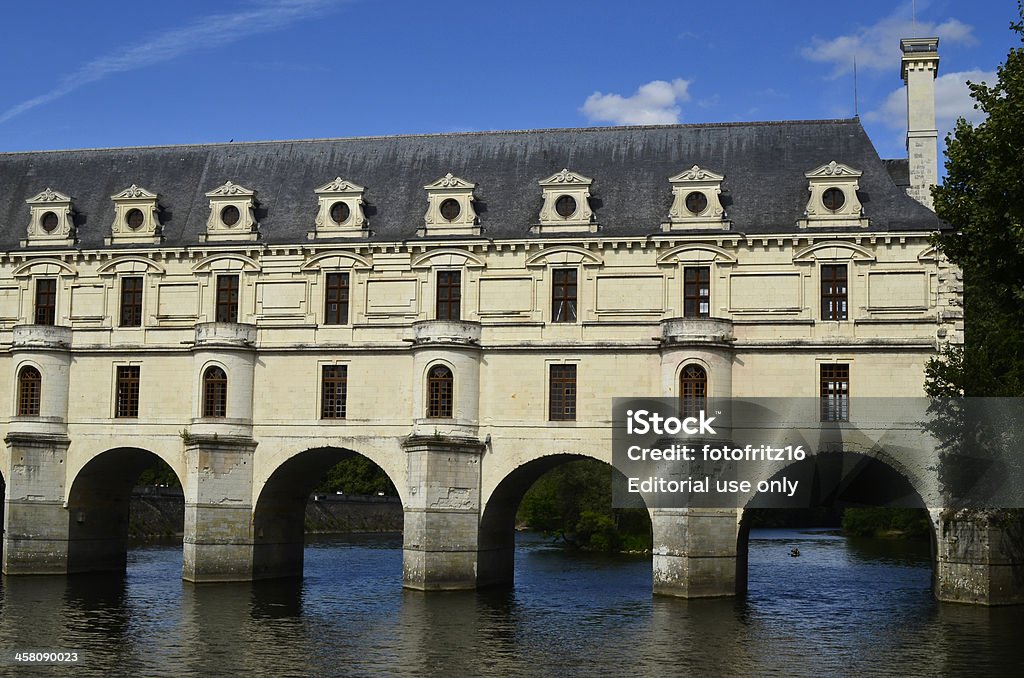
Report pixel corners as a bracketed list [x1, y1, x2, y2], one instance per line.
[1, 529, 1022, 676]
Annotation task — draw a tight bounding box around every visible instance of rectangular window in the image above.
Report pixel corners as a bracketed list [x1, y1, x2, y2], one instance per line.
[821, 264, 848, 321]
[120, 276, 144, 327]
[324, 272, 350, 325]
[116, 365, 140, 418]
[35, 278, 57, 325]
[435, 271, 461, 320]
[683, 267, 711, 318]
[820, 363, 850, 422]
[321, 365, 348, 419]
[551, 268, 578, 323]
[549, 364, 577, 421]
[215, 275, 239, 323]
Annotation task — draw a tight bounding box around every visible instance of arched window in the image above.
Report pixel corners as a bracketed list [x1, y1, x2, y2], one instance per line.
[17, 366, 41, 416]
[203, 366, 228, 418]
[426, 365, 453, 418]
[680, 364, 707, 418]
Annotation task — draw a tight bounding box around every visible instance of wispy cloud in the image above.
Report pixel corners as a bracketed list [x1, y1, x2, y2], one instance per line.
[865, 69, 995, 140]
[0, 0, 344, 125]
[801, 7, 975, 78]
[580, 78, 693, 125]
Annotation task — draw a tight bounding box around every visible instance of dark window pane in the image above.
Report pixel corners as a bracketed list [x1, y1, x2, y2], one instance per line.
[820, 363, 850, 422]
[427, 365, 453, 418]
[552, 268, 578, 323]
[216, 275, 239, 323]
[203, 366, 228, 418]
[324, 272, 350, 325]
[683, 267, 711, 318]
[821, 265, 848, 321]
[116, 365, 140, 418]
[321, 364, 348, 419]
[35, 278, 57, 325]
[120, 276, 144, 327]
[435, 271, 461, 320]
[17, 366, 41, 417]
[549, 364, 577, 421]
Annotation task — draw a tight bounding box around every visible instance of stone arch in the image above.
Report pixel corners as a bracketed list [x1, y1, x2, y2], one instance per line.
[792, 241, 876, 263]
[734, 449, 938, 595]
[674, 357, 712, 400]
[252, 445, 404, 580]
[477, 451, 650, 588]
[96, 256, 165, 275]
[66, 446, 185, 574]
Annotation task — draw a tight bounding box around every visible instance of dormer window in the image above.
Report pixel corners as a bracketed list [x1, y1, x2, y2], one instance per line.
[202, 181, 258, 242]
[799, 161, 868, 228]
[23, 188, 75, 247]
[534, 169, 597, 234]
[663, 165, 728, 231]
[310, 177, 367, 239]
[108, 184, 161, 245]
[420, 173, 479, 237]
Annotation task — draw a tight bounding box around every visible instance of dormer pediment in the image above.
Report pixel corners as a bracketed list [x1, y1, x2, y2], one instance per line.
[799, 160, 868, 229]
[534, 168, 597, 234]
[23, 188, 75, 247]
[664, 164, 729, 231]
[420, 173, 480, 237]
[310, 177, 368, 239]
[203, 181, 259, 242]
[108, 184, 161, 245]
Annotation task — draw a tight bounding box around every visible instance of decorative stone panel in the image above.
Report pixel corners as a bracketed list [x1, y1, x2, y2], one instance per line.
[663, 165, 729, 231]
[202, 181, 259, 242]
[309, 177, 367, 239]
[108, 185, 161, 245]
[23, 188, 75, 247]
[533, 169, 597, 234]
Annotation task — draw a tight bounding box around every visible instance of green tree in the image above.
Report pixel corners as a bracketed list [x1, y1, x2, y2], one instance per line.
[315, 456, 397, 496]
[928, 4, 1024, 398]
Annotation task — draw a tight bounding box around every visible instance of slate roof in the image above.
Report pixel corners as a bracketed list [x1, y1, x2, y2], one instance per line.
[0, 119, 941, 250]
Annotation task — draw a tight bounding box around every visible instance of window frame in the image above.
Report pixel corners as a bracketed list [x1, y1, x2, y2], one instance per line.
[820, 264, 849, 321]
[215, 274, 240, 323]
[683, 266, 711, 318]
[34, 277, 57, 326]
[119, 276, 144, 328]
[551, 268, 578, 323]
[426, 364, 454, 419]
[202, 365, 228, 418]
[820, 363, 850, 422]
[548, 363, 577, 421]
[680, 364, 708, 419]
[115, 365, 141, 418]
[324, 272, 350, 326]
[17, 365, 41, 417]
[321, 364, 348, 420]
[435, 270, 462, 321]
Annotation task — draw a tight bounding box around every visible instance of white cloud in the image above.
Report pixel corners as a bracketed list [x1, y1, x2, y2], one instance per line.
[802, 10, 975, 78]
[865, 69, 995, 140]
[0, 0, 345, 125]
[580, 79, 693, 125]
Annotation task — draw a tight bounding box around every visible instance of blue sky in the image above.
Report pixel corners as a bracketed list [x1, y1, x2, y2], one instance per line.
[0, 0, 1016, 162]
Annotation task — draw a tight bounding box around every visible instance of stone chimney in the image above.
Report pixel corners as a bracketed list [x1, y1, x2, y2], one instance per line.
[900, 37, 940, 209]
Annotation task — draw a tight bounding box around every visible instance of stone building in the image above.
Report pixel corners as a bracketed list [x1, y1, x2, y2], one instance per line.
[2, 37, 1011, 604]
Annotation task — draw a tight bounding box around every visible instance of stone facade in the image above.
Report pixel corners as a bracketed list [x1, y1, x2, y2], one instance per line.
[1, 37, 1017, 604]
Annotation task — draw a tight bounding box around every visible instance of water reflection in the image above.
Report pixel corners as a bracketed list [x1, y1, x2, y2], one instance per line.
[0, 530, 1022, 676]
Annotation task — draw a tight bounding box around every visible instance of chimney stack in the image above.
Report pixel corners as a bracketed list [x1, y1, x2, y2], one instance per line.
[900, 37, 940, 210]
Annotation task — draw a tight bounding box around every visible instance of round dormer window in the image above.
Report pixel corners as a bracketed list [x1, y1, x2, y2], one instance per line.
[330, 201, 350, 225]
[440, 198, 461, 222]
[555, 195, 577, 218]
[822, 187, 845, 211]
[685, 191, 708, 215]
[41, 211, 59, 233]
[221, 205, 240, 227]
[125, 208, 145, 230]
